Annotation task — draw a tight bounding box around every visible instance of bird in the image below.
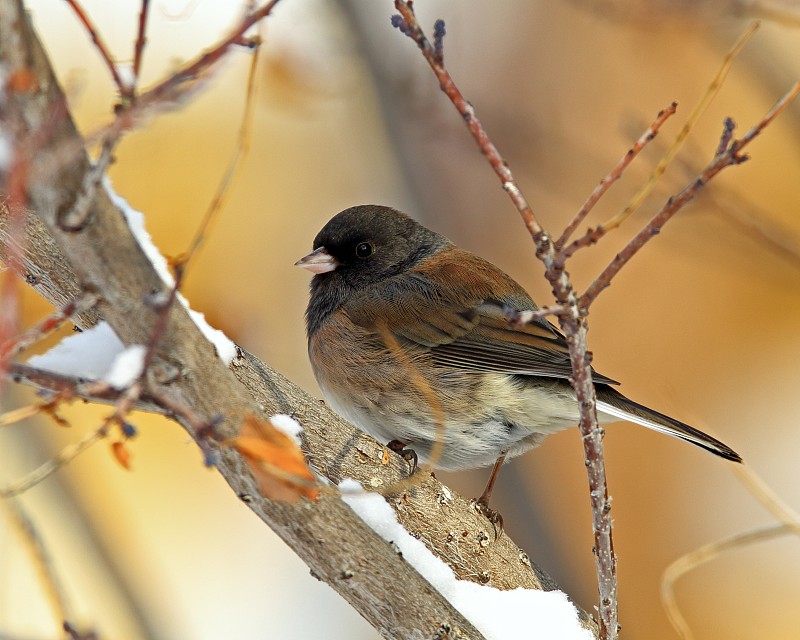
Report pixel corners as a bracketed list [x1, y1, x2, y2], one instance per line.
[296, 204, 742, 509]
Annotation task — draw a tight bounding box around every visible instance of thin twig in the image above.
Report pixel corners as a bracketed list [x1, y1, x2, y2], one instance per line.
[131, 0, 152, 95]
[580, 82, 800, 310]
[503, 303, 570, 328]
[63, 0, 128, 94]
[731, 464, 800, 533]
[595, 22, 760, 236]
[98, 0, 282, 140]
[391, 1, 544, 243]
[556, 102, 678, 254]
[177, 31, 263, 277]
[0, 370, 142, 497]
[732, 82, 800, 145]
[624, 114, 800, 271]
[0, 293, 98, 360]
[10, 362, 119, 400]
[373, 322, 445, 494]
[661, 464, 800, 638]
[4, 499, 74, 624]
[391, 2, 618, 636]
[0, 390, 74, 427]
[0, 403, 41, 426]
[0, 424, 107, 497]
[30, 1, 283, 213]
[661, 523, 797, 640]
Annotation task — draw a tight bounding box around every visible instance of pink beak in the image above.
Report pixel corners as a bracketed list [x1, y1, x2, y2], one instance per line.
[295, 246, 338, 274]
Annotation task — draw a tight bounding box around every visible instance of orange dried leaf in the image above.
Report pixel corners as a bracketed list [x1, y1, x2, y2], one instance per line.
[111, 440, 132, 470]
[226, 415, 318, 503]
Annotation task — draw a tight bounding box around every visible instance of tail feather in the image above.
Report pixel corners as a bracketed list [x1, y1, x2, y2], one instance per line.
[595, 386, 742, 463]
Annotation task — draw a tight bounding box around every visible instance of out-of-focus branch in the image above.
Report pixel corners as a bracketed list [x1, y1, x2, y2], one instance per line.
[587, 21, 759, 237]
[556, 102, 678, 253]
[661, 463, 800, 638]
[176, 22, 263, 280]
[0, 423, 107, 498]
[131, 0, 151, 92]
[3, 499, 80, 631]
[580, 83, 800, 309]
[96, 0, 281, 136]
[63, 0, 128, 94]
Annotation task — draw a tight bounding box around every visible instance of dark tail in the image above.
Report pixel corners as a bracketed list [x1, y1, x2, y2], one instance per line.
[595, 385, 742, 463]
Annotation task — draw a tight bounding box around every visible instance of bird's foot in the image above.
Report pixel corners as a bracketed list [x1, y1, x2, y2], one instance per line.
[386, 439, 418, 476]
[472, 496, 504, 540]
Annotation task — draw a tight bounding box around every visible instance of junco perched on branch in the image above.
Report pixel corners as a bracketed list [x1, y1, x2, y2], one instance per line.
[296, 205, 741, 505]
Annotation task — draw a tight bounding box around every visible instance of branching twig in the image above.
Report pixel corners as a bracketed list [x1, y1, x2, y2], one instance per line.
[580, 82, 800, 310]
[390, 6, 795, 639]
[9, 362, 132, 403]
[0, 374, 145, 497]
[391, 2, 618, 635]
[96, 0, 282, 140]
[556, 102, 678, 254]
[502, 303, 571, 328]
[0, 4, 556, 637]
[559, 22, 758, 256]
[0, 388, 73, 428]
[592, 22, 760, 237]
[391, 2, 544, 243]
[0, 292, 98, 360]
[63, 0, 128, 95]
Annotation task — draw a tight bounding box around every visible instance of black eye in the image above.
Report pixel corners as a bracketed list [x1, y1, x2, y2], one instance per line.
[355, 242, 373, 258]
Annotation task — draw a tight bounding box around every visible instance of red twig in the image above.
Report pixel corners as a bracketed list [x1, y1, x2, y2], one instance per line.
[134, 1, 279, 103]
[91, 0, 281, 142]
[556, 102, 679, 255]
[131, 0, 152, 95]
[391, 2, 544, 244]
[0, 292, 98, 359]
[63, 0, 128, 94]
[580, 82, 800, 310]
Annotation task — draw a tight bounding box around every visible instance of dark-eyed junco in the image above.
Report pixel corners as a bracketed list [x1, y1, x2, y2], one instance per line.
[296, 205, 741, 504]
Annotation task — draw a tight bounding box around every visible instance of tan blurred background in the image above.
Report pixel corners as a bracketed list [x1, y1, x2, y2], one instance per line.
[2, 0, 799, 638]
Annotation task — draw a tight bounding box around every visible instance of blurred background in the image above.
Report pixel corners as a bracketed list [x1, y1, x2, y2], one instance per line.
[2, 0, 799, 638]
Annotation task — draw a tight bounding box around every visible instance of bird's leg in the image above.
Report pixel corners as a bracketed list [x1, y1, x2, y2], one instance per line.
[386, 439, 418, 475]
[475, 452, 507, 536]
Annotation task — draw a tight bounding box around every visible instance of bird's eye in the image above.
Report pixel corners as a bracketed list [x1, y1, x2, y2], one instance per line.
[355, 242, 373, 258]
